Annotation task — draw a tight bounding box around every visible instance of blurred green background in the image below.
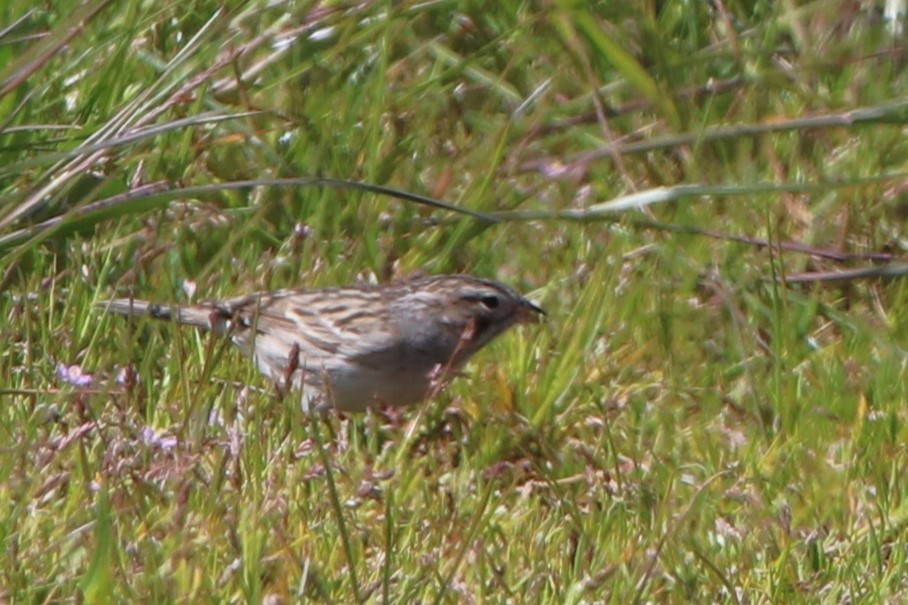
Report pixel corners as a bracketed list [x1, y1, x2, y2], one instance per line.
[3, 1, 908, 602]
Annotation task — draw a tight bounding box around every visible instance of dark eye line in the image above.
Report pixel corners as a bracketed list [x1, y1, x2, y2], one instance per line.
[482, 295, 500, 308]
[460, 293, 501, 308]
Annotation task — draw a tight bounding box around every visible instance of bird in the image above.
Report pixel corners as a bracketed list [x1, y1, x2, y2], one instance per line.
[98, 274, 545, 412]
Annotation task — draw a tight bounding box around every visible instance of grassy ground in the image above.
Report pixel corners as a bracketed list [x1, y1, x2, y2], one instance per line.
[4, 1, 908, 602]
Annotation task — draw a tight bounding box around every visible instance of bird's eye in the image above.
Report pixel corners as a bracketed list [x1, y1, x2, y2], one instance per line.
[479, 295, 500, 309]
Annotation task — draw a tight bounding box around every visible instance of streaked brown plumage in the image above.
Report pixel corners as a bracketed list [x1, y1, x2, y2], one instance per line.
[99, 274, 544, 412]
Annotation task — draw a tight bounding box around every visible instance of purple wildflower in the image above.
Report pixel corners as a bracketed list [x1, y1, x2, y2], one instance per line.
[56, 363, 94, 387]
[142, 427, 178, 450]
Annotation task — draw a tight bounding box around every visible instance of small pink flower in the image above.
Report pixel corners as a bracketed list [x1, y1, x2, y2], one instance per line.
[56, 363, 93, 387]
[116, 366, 138, 386]
[142, 427, 178, 450]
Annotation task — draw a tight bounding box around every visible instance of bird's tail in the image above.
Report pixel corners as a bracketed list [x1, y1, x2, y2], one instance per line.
[97, 299, 222, 331]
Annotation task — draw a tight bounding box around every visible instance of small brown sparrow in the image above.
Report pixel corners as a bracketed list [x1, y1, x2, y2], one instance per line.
[99, 274, 544, 412]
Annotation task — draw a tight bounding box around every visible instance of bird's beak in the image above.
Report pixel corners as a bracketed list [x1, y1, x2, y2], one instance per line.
[516, 299, 546, 324]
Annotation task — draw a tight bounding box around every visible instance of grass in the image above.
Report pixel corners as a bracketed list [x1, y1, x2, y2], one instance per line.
[4, 0, 908, 602]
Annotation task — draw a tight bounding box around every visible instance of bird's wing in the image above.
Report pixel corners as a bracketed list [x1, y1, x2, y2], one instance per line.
[222, 289, 399, 369]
